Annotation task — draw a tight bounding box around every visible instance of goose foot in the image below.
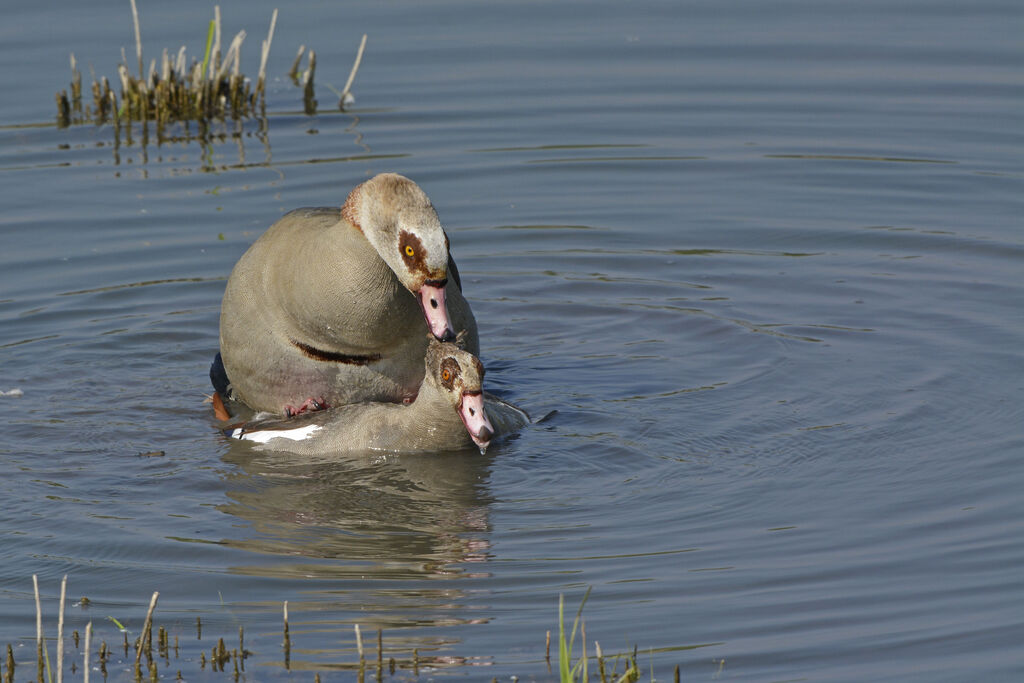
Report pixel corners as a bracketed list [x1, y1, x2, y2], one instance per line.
[284, 397, 330, 417]
[211, 392, 232, 421]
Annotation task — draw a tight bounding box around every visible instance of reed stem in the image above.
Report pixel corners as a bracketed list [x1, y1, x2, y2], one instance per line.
[33, 575, 46, 683]
[82, 623, 91, 683]
[129, 0, 143, 79]
[56, 576, 67, 683]
[339, 34, 367, 109]
[134, 591, 159, 669]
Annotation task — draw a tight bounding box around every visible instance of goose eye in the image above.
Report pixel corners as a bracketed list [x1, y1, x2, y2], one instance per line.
[439, 357, 459, 388]
[404, 245, 415, 257]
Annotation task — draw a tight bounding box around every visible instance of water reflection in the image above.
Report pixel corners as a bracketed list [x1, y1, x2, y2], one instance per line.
[212, 443, 498, 671]
[107, 111, 409, 172]
[0, 107, 391, 176]
[218, 443, 496, 584]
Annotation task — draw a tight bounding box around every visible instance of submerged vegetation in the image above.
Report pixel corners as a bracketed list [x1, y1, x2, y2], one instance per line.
[55, 0, 367, 143]
[6, 578, 676, 682]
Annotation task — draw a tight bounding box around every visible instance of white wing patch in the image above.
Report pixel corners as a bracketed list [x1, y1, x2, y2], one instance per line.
[233, 424, 322, 443]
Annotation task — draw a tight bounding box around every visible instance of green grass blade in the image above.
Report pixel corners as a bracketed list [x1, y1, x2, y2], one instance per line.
[558, 588, 594, 683]
[582, 632, 588, 682]
[201, 19, 215, 78]
[42, 638, 53, 683]
[567, 586, 591, 670]
[558, 593, 571, 681]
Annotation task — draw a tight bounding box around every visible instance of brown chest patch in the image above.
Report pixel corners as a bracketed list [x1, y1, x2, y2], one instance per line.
[341, 183, 364, 233]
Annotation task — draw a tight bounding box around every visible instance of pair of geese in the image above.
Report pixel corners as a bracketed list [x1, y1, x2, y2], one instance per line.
[212, 173, 527, 454]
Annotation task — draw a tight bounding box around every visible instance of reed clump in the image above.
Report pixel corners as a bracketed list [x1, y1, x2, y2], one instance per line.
[55, 1, 367, 136]
[56, 2, 279, 133]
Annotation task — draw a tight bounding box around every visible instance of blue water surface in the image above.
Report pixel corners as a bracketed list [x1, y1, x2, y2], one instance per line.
[1, 0, 1021, 681]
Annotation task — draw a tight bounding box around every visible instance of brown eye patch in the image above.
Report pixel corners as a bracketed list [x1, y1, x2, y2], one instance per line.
[399, 230, 427, 274]
[439, 357, 461, 390]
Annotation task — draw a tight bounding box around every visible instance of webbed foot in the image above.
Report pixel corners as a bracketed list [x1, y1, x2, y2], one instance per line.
[211, 392, 232, 421]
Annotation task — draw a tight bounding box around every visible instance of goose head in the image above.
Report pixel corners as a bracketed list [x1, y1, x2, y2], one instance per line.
[343, 173, 457, 341]
[425, 334, 495, 452]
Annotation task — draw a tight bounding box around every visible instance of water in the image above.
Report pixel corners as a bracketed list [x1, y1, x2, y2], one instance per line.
[1, 0, 1022, 680]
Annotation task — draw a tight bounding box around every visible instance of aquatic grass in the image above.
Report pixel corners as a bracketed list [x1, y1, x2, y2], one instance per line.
[57, 4, 279, 132]
[55, 2, 367, 140]
[557, 588, 643, 683]
[558, 588, 590, 682]
[9, 577, 666, 682]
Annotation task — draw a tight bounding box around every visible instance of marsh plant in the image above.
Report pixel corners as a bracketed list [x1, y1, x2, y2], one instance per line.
[55, 0, 366, 141]
[555, 588, 643, 683]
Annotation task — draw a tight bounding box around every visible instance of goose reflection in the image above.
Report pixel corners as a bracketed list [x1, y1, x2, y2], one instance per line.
[208, 439, 507, 671]
[218, 443, 496, 581]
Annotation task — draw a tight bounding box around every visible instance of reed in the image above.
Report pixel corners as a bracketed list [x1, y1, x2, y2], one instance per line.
[4, 643, 14, 683]
[134, 591, 159, 669]
[375, 628, 383, 681]
[339, 34, 367, 110]
[33, 574, 50, 683]
[129, 0, 143, 78]
[97, 640, 108, 679]
[282, 601, 291, 669]
[302, 50, 318, 115]
[354, 623, 365, 680]
[56, 576, 67, 683]
[81, 623, 91, 683]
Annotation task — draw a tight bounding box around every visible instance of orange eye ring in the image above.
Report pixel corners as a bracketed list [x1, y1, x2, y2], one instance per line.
[404, 245, 415, 257]
[441, 369, 451, 381]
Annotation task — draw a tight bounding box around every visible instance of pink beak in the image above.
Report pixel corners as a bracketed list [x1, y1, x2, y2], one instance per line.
[459, 391, 494, 453]
[417, 280, 456, 342]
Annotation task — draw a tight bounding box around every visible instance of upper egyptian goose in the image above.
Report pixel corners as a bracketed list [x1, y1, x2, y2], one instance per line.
[216, 173, 479, 415]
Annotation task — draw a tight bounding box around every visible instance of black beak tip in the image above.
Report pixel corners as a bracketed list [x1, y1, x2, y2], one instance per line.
[438, 328, 456, 343]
